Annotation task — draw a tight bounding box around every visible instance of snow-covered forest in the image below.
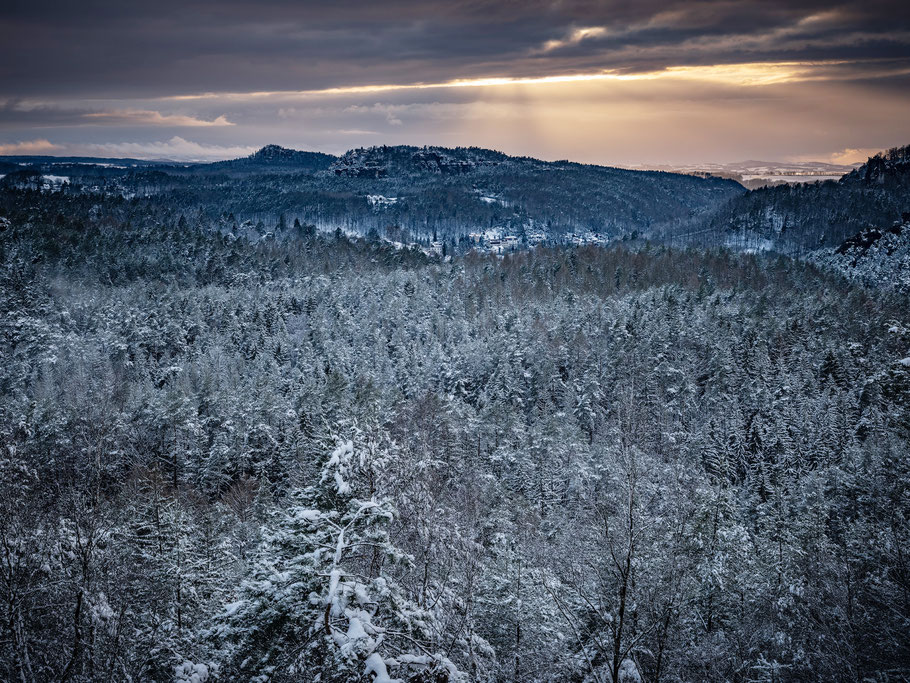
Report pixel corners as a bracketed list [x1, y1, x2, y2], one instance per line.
[1, 186, 909, 683]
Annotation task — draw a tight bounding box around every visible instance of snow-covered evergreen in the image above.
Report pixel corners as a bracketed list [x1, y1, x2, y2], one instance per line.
[1, 165, 909, 682]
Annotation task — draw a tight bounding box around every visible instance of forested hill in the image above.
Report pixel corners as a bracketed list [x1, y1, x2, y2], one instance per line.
[0, 144, 745, 243]
[6, 143, 910, 272]
[1, 185, 910, 682]
[666, 144, 910, 255]
[201, 144, 337, 174]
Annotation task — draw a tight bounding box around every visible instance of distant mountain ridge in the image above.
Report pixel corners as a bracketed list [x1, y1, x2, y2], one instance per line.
[0, 143, 744, 244]
[4, 141, 908, 290]
[204, 144, 337, 173]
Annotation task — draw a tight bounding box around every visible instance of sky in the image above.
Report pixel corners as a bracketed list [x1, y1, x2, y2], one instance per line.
[1, 0, 909, 165]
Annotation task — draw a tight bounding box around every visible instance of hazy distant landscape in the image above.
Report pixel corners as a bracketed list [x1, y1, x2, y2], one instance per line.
[628, 160, 863, 190]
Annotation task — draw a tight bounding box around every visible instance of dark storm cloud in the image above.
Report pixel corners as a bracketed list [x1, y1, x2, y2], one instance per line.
[1, 0, 908, 97]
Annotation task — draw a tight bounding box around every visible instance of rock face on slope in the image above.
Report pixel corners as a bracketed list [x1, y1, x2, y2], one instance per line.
[330, 145, 509, 177]
[809, 215, 910, 291]
[841, 145, 910, 187]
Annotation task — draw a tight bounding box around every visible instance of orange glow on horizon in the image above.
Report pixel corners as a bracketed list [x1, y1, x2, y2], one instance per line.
[162, 60, 877, 102]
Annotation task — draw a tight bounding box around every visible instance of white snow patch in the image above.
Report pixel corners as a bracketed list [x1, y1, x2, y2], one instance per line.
[325, 440, 354, 495]
[327, 567, 343, 615]
[619, 659, 642, 683]
[334, 470, 350, 495]
[367, 195, 398, 207]
[364, 653, 399, 683]
[346, 615, 368, 642]
[175, 661, 210, 683]
[223, 600, 244, 616]
[42, 175, 69, 187]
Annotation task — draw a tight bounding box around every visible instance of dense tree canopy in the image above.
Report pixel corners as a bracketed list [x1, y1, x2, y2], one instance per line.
[1, 186, 909, 682]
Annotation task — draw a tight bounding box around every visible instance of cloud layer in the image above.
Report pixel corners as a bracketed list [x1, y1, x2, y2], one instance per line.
[0, 139, 61, 155]
[2, 1, 907, 95]
[0, 1, 908, 163]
